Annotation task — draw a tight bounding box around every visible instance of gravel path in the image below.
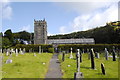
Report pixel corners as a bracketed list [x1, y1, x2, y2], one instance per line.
[45, 53, 62, 78]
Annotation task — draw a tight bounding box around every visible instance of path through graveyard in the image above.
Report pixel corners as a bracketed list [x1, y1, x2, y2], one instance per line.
[45, 53, 62, 78]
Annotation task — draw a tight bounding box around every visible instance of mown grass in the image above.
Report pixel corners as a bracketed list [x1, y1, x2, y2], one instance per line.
[59, 53, 119, 78]
[2, 53, 53, 78]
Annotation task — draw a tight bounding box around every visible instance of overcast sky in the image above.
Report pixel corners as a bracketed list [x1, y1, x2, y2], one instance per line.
[1, 0, 119, 35]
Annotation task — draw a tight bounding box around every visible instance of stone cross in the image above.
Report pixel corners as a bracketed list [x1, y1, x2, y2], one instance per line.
[105, 48, 109, 60]
[74, 49, 84, 79]
[101, 63, 106, 75]
[112, 49, 116, 61]
[69, 47, 73, 59]
[39, 46, 41, 54]
[90, 48, 95, 69]
[76, 49, 80, 72]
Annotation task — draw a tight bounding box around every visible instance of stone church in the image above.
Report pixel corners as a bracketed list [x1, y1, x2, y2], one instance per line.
[34, 19, 95, 44]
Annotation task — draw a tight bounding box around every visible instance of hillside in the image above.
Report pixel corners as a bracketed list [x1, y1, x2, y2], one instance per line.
[48, 21, 120, 44]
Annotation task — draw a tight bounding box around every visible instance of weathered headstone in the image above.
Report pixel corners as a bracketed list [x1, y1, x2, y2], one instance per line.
[82, 49, 84, 54]
[19, 48, 24, 55]
[105, 48, 109, 60]
[88, 52, 91, 60]
[87, 49, 90, 60]
[101, 63, 106, 75]
[74, 49, 84, 79]
[6, 51, 9, 56]
[80, 50, 82, 63]
[90, 48, 95, 69]
[62, 51, 65, 61]
[6, 59, 12, 64]
[70, 47, 73, 59]
[95, 52, 100, 58]
[16, 49, 18, 56]
[112, 49, 116, 61]
[39, 46, 41, 54]
[0, 49, 2, 53]
[33, 53, 36, 56]
[23, 48, 26, 54]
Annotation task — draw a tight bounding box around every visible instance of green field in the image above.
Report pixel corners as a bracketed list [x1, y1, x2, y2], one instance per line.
[59, 53, 119, 78]
[2, 53, 53, 78]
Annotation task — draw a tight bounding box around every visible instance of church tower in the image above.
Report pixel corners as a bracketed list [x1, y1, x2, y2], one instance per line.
[34, 19, 47, 44]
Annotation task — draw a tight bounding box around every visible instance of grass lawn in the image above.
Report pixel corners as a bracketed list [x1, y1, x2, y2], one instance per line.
[59, 53, 119, 78]
[2, 53, 53, 78]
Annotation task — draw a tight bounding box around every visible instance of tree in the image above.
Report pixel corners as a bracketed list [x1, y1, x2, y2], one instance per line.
[4, 29, 14, 43]
[2, 37, 12, 48]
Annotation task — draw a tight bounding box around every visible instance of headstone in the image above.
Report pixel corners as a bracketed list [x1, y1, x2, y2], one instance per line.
[95, 52, 100, 58]
[82, 49, 84, 54]
[90, 48, 95, 69]
[6, 59, 12, 64]
[70, 47, 73, 59]
[39, 46, 41, 54]
[6, 51, 9, 56]
[105, 48, 109, 60]
[19, 48, 24, 55]
[33, 53, 36, 56]
[80, 50, 82, 63]
[42, 49, 43, 53]
[0, 49, 2, 53]
[112, 49, 116, 61]
[76, 49, 80, 72]
[16, 49, 18, 56]
[101, 63, 106, 75]
[23, 48, 26, 54]
[74, 49, 84, 79]
[87, 49, 90, 60]
[62, 51, 65, 61]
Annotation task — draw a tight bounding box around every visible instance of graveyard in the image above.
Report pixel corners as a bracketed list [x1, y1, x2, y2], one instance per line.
[58, 51, 119, 78]
[1, 52, 53, 78]
[0, 46, 119, 79]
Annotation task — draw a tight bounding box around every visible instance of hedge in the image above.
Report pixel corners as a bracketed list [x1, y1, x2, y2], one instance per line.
[13, 44, 53, 53]
[13, 44, 120, 53]
[57, 44, 120, 53]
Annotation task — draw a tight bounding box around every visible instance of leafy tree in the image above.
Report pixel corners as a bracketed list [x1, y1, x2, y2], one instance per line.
[2, 37, 12, 48]
[4, 29, 14, 43]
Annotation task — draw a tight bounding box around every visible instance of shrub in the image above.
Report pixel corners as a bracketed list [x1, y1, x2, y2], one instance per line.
[48, 48, 54, 53]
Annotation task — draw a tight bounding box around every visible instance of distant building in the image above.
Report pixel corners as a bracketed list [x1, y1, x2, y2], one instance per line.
[48, 38, 94, 44]
[34, 19, 95, 45]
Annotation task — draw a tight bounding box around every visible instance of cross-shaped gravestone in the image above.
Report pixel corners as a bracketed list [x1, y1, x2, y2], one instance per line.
[74, 49, 84, 79]
[69, 47, 73, 59]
